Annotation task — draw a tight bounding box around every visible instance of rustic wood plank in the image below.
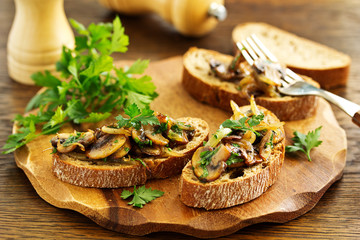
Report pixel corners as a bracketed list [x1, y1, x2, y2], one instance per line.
[13, 57, 346, 238]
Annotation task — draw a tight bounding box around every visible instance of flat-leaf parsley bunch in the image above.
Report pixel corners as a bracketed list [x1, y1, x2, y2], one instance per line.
[3, 16, 157, 154]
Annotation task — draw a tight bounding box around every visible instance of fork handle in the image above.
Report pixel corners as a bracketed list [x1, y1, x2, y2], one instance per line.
[316, 88, 360, 127]
[352, 112, 360, 127]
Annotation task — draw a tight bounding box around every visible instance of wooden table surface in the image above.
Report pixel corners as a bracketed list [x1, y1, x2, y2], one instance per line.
[1, 0, 359, 239]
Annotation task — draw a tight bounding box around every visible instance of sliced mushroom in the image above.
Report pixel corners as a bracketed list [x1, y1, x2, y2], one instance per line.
[143, 124, 169, 146]
[52, 131, 95, 153]
[272, 128, 284, 144]
[101, 126, 131, 136]
[176, 122, 195, 131]
[192, 144, 231, 182]
[57, 142, 79, 153]
[108, 137, 131, 159]
[132, 127, 152, 146]
[237, 139, 255, 166]
[167, 129, 188, 144]
[209, 59, 243, 82]
[224, 143, 245, 168]
[140, 144, 162, 156]
[259, 130, 273, 161]
[86, 134, 126, 159]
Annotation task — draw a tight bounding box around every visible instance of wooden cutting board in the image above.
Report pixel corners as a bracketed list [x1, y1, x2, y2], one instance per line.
[14, 56, 347, 238]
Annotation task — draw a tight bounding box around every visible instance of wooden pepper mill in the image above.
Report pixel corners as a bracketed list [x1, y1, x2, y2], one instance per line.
[7, 0, 74, 85]
[98, 0, 227, 37]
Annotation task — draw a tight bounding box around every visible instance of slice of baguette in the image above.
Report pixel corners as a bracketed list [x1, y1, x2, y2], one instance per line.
[182, 47, 319, 121]
[179, 105, 285, 210]
[232, 22, 351, 89]
[52, 117, 209, 188]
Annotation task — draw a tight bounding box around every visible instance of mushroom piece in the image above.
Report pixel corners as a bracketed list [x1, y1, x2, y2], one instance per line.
[224, 143, 245, 168]
[272, 128, 284, 144]
[192, 144, 231, 182]
[132, 127, 152, 146]
[143, 124, 169, 146]
[167, 128, 188, 145]
[209, 59, 244, 82]
[259, 130, 273, 161]
[101, 126, 131, 136]
[229, 139, 255, 166]
[52, 131, 95, 153]
[140, 144, 162, 156]
[108, 137, 131, 159]
[86, 134, 126, 159]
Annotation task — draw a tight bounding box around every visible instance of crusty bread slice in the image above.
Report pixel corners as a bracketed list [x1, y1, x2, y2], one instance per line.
[182, 47, 319, 121]
[52, 117, 209, 188]
[179, 105, 285, 210]
[232, 22, 351, 89]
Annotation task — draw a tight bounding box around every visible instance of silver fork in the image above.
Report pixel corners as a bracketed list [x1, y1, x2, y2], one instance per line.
[236, 34, 360, 127]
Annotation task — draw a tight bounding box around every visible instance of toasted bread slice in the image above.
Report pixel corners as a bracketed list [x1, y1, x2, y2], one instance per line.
[182, 47, 319, 121]
[52, 117, 209, 188]
[179, 104, 285, 210]
[232, 22, 351, 89]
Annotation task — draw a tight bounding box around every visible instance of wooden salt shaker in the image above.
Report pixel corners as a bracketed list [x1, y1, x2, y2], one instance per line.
[98, 0, 227, 37]
[7, 0, 74, 85]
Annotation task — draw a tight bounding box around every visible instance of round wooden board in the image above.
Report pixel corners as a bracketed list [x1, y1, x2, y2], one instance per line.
[14, 57, 347, 238]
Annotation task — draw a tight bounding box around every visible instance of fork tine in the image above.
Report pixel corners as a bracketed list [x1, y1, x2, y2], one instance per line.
[250, 34, 278, 62]
[236, 42, 254, 65]
[251, 34, 304, 83]
[241, 39, 259, 62]
[246, 36, 267, 60]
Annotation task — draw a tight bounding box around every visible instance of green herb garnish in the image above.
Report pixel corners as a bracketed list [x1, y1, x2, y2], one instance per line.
[2, 16, 157, 154]
[62, 132, 83, 147]
[265, 131, 274, 149]
[221, 113, 264, 136]
[115, 103, 159, 130]
[170, 124, 182, 134]
[225, 153, 243, 166]
[285, 127, 322, 161]
[131, 158, 147, 168]
[199, 146, 220, 178]
[121, 185, 164, 208]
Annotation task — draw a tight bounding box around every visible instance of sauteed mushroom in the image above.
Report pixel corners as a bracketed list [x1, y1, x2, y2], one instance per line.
[140, 144, 162, 156]
[259, 130, 273, 161]
[109, 137, 131, 159]
[167, 128, 188, 144]
[143, 124, 169, 146]
[86, 134, 126, 159]
[52, 131, 95, 153]
[192, 144, 231, 182]
[101, 126, 131, 136]
[132, 127, 151, 146]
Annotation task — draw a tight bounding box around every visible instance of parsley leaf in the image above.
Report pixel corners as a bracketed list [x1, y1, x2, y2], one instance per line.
[121, 186, 164, 208]
[2, 16, 157, 154]
[221, 114, 264, 136]
[199, 146, 220, 178]
[115, 103, 159, 130]
[225, 153, 243, 166]
[285, 126, 323, 161]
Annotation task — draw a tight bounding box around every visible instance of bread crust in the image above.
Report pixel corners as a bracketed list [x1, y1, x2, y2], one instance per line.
[179, 105, 285, 210]
[52, 117, 209, 188]
[232, 22, 351, 89]
[182, 47, 319, 121]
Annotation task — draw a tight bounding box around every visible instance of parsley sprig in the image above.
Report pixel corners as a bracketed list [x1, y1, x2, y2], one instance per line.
[221, 114, 264, 136]
[3, 16, 157, 154]
[285, 126, 323, 161]
[199, 146, 220, 178]
[115, 104, 159, 130]
[121, 186, 164, 208]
